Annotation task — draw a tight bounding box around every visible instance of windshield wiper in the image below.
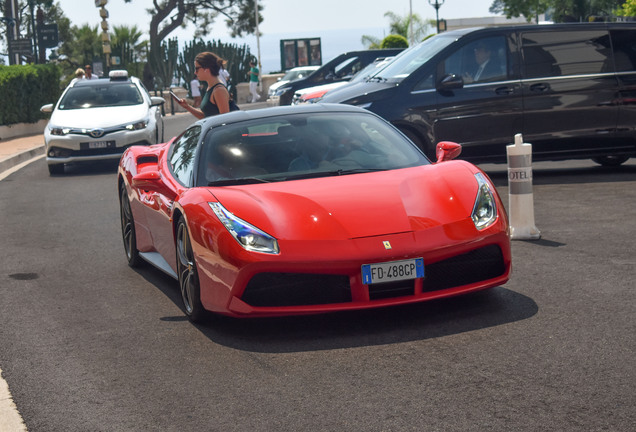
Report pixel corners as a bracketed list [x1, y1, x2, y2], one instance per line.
[276, 168, 388, 181]
[367, 76, 387, 83]
[208, 177, 270, 186]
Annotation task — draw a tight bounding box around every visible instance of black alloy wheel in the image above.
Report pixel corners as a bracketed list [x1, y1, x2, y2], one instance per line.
[176, 216, 206, 322]
[119, 182, 142, 267]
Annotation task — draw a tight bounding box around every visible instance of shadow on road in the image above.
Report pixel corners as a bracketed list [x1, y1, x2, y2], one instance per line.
[135, 266, 538, 353]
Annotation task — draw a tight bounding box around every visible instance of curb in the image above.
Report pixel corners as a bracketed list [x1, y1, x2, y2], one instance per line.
[0, 145, 44, 174]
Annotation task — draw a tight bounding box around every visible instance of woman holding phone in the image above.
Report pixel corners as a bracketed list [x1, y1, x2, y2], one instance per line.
[174, 52, 238, 118]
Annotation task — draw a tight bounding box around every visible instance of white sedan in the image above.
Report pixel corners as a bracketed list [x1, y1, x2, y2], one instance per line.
[40, 70, 165, 175]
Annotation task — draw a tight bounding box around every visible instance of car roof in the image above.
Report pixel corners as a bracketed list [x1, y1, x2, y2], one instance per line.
[440, 21, 636, 39]
[70, 76, 139, 88]
[196, 103, 372, 129]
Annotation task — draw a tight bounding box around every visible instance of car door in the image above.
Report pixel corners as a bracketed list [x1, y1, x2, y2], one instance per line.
[431, 33, 523, 162]
[519, 28, 619, 158]
[610, 28, 636, 144]
[142, 126, 201, 266]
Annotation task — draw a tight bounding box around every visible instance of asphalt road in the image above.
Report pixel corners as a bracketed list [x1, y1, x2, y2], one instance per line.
[0, 115, 634, 431]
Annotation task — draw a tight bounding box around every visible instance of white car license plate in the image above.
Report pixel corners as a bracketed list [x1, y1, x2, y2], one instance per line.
[87, 140, 114, 149]
[361, 258, 424, 285]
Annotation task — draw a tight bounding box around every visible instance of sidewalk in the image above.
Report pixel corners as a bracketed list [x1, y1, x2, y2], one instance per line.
[0, 100, 274, 176]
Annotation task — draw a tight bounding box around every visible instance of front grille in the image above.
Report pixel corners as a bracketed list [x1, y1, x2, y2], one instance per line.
[424, 244, 505, 292]
[369, 280, 415, 300]
[48, 142, 149, 158]
[242, 273, 352, 307]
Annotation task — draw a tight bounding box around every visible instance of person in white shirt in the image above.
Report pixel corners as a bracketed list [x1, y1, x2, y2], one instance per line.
[218, 61, 230, 87]
[84, 65, 99, 80]
[190, 76, 202, 108]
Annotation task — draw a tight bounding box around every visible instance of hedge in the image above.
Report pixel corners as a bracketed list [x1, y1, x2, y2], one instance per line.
[0, 64, 61, 126]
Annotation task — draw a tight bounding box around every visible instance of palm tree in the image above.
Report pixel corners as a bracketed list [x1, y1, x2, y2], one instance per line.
[362, 11, 431, 48]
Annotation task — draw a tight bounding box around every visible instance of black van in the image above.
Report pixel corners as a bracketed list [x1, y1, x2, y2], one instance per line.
[274, 49, 404, 106]
[321, 23, 636, 166]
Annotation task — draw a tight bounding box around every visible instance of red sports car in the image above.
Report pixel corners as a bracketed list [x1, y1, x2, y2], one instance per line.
[118, 104, 511, 322]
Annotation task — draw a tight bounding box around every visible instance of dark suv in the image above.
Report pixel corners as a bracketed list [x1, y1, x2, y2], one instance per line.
[274, 49, 404, 106]
[321, 23, 636, 166]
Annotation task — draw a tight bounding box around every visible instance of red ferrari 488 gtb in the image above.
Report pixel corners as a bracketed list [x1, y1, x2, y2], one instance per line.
[118, 104, 511, 322]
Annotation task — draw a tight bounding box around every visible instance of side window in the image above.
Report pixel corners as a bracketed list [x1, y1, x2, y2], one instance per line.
[441, 36, 509, 84]
[610, 30, 636, 72]
[333, 57, 361, 79]
[521, 30, 611, 78]
[169, 125, 201, 187]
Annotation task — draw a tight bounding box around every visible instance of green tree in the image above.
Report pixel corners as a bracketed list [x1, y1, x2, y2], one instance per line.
[362, 11, 430, 48]
[616, 0, 636, 15]
[489, 0, 552, 22]
[380, 34, 409, 49]
[56, 24, 100, 74]
[489, 0, 624, 22]
[111, 24, 147, 77]
[123, 0, 262, 89]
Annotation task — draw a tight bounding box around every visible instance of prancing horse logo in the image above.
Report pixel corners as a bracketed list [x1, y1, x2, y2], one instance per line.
[383, 241, 392, 250]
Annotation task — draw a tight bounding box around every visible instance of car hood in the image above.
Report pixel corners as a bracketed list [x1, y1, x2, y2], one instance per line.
[268, 80, 289, 92]
[320, 80, 394, 104]
[49, 104, 149, 128]
[208, 162, 480, 241]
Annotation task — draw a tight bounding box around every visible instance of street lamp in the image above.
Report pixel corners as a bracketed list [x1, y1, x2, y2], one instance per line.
[428, 0, 445, 33]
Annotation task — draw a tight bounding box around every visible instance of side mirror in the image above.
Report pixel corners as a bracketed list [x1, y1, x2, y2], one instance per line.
[132, 170, 177, 199]
[40, 104, 54, 113]
[150, 96, 165, 107]
[438, 74, 464, 90]
[435, 141, 462, 163]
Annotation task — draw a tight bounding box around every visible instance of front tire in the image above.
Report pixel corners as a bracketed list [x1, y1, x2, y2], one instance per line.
[119, 182, 143, 267]
[176, 216, 206, 322]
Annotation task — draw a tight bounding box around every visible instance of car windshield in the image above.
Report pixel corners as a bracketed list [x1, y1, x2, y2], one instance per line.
[282, 68, 315, 81]
[58, 83, 144, 110]
[372, 35, 456, 82]
[197, 112, 430, 187]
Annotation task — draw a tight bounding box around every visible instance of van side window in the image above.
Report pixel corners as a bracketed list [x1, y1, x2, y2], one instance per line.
[610, 30, 636, 72]
[441, 36, 508, 85]
[521, 30, 611, 78]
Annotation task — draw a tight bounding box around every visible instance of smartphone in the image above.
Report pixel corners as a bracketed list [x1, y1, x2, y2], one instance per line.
[169, 90, 182, 102]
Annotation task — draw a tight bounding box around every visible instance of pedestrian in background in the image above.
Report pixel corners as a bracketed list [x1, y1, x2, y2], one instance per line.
[190, 75, 202, 108]
[218, 60, 230, 87]
[84, 65, 98, 80]
[248, 60, 260, 103]
[175, 52, 238, 119]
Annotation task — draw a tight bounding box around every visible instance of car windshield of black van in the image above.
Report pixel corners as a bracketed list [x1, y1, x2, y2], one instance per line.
[373, 35, 456, 82]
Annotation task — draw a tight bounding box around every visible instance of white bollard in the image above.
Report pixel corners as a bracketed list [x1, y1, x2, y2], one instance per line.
[506, 133, 541, 240]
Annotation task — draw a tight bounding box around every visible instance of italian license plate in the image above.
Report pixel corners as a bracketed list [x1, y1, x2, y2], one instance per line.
[84, 140, 115, 149]
[361, 258, 424, 285]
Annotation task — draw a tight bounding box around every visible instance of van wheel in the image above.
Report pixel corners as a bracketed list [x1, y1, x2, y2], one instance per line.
[592, 156, 629, 166]
[399, 128, 434, 160]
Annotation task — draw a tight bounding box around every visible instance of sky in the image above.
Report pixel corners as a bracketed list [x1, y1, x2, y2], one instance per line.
[55, 0, 500, 73]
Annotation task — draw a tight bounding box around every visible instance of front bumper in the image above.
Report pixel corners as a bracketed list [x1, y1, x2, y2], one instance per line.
[45, 128, 155, 165]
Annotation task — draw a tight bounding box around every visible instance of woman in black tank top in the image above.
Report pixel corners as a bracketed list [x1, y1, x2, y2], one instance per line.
[176, 52, 232, 119]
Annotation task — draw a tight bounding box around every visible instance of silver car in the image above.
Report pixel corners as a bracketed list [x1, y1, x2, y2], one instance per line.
[40, 70, 165, 175]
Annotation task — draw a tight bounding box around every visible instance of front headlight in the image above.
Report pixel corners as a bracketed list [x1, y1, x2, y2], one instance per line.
[471, 173, 498, 230]
[49, 126, 71, 136]
[274, 87, 291, 97]
[209, 202, 280, 254]
[125, 120, 148, 131]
